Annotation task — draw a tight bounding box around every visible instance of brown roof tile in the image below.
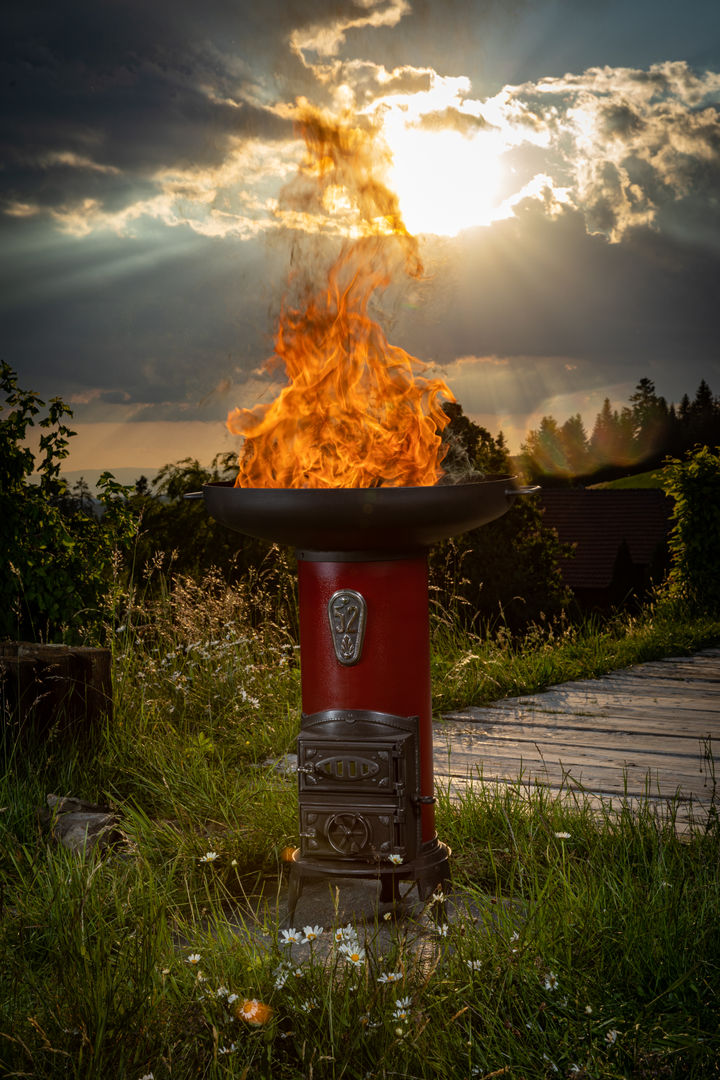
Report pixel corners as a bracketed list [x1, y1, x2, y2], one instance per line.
[539, 490, 673, 589]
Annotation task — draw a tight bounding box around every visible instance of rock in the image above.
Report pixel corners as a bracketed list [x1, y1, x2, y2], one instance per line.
[260, 753, 298, 777]
[42, 794, 121, 854]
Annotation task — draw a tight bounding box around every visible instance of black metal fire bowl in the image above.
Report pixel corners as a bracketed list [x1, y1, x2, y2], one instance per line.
[186, 476, 538, 553]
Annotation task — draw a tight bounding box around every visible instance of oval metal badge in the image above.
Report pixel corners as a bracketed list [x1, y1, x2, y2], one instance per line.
[328, 589, 367, 666]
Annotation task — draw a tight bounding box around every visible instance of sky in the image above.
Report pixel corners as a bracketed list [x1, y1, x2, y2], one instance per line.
[3, 0, 720, 482]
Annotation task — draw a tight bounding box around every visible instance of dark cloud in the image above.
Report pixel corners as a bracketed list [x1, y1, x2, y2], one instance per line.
[3, 0, 720, 464]
[600, 101, 646, 138]
[1, 0, 299, 221]
[392, 207, 720, 401]
[414, 106, 495, 136]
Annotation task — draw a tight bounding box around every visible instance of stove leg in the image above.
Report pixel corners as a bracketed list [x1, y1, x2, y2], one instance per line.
[379, 873, 399, 904]
[284, 865, 303, 928]
[416, 861, 452, 903]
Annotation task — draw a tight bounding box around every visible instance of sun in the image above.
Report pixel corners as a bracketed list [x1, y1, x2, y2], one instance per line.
[378, 112, 505, 237]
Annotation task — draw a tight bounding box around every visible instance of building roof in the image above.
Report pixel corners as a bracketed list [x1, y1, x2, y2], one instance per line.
[539, 489, 673, 589]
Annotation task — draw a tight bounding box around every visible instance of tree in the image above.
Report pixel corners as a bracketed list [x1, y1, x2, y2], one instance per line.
[661, 445, 720, 612]
[126, 454, 275, 583]
[629, 377, 669, 460]
[520, 416, 566, 479]
[431, 404, 573, 629]
[0, 362, 138, 642]
[589, 398, 635, 470]
[559, 413, 590, 476]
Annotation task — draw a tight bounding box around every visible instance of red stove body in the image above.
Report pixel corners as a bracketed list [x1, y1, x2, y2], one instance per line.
[288, 550, 449, 918]
[298, 554, 434, 840]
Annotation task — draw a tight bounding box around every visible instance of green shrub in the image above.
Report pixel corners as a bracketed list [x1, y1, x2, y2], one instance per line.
[662, 444, 720, 612]
[0, 362, 138, 642]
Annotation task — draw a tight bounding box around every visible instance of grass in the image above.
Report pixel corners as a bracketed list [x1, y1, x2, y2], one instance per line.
[588, 470, 666, 490]
[430, 595, 720, 715]
[1, 565, 719, 1078]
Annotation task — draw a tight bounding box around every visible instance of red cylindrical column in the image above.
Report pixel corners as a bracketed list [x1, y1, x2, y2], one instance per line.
[297, 554, 436, 842]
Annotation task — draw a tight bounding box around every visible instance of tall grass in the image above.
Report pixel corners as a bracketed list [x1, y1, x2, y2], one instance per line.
[1, 562, 719, 1078]
[431, 593, 720, 714]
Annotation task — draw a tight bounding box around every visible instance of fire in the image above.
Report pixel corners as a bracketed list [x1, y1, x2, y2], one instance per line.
[226, 106, 454, 489]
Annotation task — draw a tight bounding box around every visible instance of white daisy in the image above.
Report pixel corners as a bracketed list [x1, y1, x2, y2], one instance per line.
[280, 927, 301, 946]
[339, 943, 366, 966]
[378, 971, 402, 983]
[388, 854, 403, 865]
[200, 851, 218, 862]
[302, 925, 323, 943]
[466, 959, 483, 971]
[392, 996, 412, 1021]
[186, 953, 201, 965]
[544, 971, 559, 991]
[333, 923, 358, 944]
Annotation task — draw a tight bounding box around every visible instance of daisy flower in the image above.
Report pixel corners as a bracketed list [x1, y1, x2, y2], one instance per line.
[554, 832, 571, 840]
[388, 853, 403, 865]
[393, 996, 412, 1021]
[466, 959, 483, 971]
[378, 971, 402, 983]
[186, 953, 201, 965]
[333, 924, 358, 944]
[544, 971, 559, 991]
[606, 1029, 618, 1045]
[302, 925, 323, 943]
[200, 851, 218, 863]
[280, 927, 301, 946]
[235, 998, 273, 1025]
[339, 943, 366, 966]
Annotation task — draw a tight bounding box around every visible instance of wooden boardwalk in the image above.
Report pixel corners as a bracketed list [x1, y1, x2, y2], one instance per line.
[434, 648, 720, 829]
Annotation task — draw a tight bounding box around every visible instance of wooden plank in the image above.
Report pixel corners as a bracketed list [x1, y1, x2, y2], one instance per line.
[440, 707, 718, 738]
[433, 734, 708, 786]
[486, 686, 719, 710]
[433, 649, 720, 832]
[436, 723, 708, 758]
[434, 752, 712, 801]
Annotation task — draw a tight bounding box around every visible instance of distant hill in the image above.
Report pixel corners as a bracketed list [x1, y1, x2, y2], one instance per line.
[588, 469, 666, 490]
[31, 467, 158, 491]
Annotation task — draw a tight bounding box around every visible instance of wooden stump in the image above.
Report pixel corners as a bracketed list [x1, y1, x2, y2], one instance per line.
[0, 642, 112, 745]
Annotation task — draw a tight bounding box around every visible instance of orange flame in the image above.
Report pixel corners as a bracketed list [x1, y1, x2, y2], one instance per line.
[227, 106, 454, 489]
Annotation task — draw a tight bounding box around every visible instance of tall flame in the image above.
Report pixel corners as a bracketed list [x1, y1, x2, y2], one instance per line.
[227, 106, 455, 489]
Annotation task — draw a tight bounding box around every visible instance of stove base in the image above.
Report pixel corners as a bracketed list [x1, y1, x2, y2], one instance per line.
[283, 836, 451, 927]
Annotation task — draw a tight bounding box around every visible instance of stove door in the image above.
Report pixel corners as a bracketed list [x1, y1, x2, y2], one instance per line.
[299, 800, 410, 862]
[297, 737, 411, 799]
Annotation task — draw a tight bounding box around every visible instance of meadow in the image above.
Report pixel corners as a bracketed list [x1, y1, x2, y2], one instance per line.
[1, 556, 719, 1080]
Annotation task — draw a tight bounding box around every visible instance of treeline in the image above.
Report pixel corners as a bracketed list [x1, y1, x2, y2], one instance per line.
[519, 377, 720, 484]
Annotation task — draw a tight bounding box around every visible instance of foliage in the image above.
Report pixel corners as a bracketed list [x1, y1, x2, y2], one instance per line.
[1, 578, 719, 1077]
[430, 592, 720, 713]
[126, 454, 277, 585]
[0, 362, 138, 643]
[519, 376, 720, 484]
[661, 444, 720, 612]
[433, 403, 573, 629]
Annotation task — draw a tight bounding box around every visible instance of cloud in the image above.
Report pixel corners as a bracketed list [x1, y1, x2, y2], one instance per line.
[290, 0, 410, 68]
[4, 0, 718, 252]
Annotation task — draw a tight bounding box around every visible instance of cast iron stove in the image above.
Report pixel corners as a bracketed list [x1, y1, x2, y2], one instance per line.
[187, 477, 536, 920]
